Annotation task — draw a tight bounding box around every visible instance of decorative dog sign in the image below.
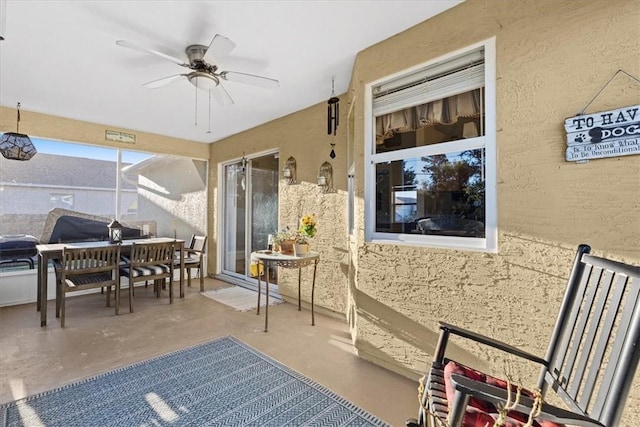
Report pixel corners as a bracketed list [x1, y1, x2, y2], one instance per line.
[564, 104, 639, 162]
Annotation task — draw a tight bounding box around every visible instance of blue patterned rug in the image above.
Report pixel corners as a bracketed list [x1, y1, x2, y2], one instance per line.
[1, 336, 388, 426]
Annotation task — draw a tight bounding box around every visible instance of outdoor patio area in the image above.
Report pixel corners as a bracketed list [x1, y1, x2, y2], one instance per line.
[0, 277, 418, 426]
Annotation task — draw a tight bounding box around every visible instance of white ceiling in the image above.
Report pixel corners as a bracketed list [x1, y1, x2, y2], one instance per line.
[0, 0, 463, 144]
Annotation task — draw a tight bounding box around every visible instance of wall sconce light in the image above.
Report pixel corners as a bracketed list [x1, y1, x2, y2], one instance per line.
[317, 161, 333, 193]
[283, 156, 296, 184]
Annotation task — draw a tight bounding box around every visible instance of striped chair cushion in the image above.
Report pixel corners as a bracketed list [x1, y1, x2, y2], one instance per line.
[65, 272, 113, 287]
[173, 254, 200, 265]
[120, 264, 170, 278]
[183, 256, 200, 265]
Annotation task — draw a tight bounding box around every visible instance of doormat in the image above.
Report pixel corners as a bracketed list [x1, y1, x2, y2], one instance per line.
[201, 286, 282, 311]
[1, 336, 388, 426]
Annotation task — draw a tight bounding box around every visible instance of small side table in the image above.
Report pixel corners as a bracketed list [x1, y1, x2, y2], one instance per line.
[250, 251, 320, 332]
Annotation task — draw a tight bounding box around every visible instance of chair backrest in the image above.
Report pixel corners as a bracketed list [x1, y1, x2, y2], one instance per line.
[540, 244, 640, 426]
[61, 245, 120, 278]
[186, 234, 196, 249]
[129, 241, 175, 268]
[191, 235, 207, 253]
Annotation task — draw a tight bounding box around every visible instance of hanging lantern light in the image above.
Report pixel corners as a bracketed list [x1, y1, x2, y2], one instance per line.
[0, 102, 37, 161]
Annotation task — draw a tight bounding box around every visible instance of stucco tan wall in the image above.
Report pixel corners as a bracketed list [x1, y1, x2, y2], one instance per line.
[205, 1, 639, 420]
[208, 102, 349, 313]
[0, 107, 209, 160]
[348, 0, 640, 423]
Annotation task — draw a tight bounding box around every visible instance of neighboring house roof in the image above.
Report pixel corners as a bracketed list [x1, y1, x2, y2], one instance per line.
[0, 153, 137, 190]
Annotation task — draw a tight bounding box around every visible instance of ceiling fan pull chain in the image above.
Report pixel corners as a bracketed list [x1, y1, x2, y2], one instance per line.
[207, 90, 212, 134]
[194, 82, 198, 126]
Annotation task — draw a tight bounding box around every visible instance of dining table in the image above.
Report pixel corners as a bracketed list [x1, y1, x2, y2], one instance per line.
[35, 237, 185, 327]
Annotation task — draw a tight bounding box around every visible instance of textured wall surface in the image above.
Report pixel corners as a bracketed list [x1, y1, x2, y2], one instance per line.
[208, 1, 639, 422]
[136, 158, 207, 240]
[208, 102, 350, 313]
[347, 0, 640, 423]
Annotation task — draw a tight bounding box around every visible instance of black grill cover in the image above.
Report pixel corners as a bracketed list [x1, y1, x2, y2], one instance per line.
[0, 234, 39, 259]
[48, 215, 141, 243]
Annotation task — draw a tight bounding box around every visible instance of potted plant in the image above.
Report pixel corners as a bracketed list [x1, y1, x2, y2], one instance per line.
[272, 227, 297, 255]
[294, 214, 316, 256]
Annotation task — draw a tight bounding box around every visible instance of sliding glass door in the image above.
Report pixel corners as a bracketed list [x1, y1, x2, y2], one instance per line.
[222, 152, 279, 287]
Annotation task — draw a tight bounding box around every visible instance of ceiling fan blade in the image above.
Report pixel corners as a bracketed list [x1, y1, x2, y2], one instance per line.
[116, 40, 189, 67]
[204, 34, 236, 63]
[211, 83, 235, 106]
[219, 71, 280, 89]
[142, 74, 188, 89]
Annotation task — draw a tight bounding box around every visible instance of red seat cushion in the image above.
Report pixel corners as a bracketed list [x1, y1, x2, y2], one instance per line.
[443, 361, 564, 427]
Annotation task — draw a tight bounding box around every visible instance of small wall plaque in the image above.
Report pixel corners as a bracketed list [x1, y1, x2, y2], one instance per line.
[105, 130, 136, 144]
[564, 104, 639, 162]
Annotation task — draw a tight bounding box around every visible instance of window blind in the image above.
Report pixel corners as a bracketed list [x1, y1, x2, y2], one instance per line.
[373, 49, 484, 116]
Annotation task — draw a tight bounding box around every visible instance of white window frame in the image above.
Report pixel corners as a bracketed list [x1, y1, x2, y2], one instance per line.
[364, 38, 497, 252]
[348, 163, 355, 237]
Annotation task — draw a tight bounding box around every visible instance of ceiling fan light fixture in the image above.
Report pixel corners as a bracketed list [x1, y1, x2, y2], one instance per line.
[188, 72, 219, 91]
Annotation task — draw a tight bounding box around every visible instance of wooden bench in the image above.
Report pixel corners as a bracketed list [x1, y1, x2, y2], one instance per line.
[407, 244, 640, 427]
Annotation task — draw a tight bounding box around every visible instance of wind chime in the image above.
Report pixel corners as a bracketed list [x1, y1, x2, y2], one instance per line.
[327, 78, 339, 159]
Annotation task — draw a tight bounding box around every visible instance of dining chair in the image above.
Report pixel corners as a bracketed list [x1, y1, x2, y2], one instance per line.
[175, 234, 207, 292]
[120, 241, 175, 312]
[57, 245, 121, 328]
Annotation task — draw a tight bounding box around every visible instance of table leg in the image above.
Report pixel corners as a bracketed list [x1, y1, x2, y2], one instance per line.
[311, 260, 318, 326]
[298, 267, 302, 311]
[179, 242, 185, 298]
[37, 253, 44, 311]
[40, 253, 48, 327]
[265, 265, 270, 332]
[169, 271, 174, 304]
[115, 270, 120, 315]
[256, 261, 262, 315]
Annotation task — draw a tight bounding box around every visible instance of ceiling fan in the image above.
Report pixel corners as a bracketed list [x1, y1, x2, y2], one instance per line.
[116, 34, 279, 106]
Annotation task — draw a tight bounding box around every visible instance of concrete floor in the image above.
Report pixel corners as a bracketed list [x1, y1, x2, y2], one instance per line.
[0, 277, 420, 426]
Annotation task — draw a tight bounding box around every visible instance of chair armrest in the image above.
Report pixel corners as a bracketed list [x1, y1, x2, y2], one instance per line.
[448, 374, 605, 427]
[439, 322, 547, 365]
[184, 249, 203, 257]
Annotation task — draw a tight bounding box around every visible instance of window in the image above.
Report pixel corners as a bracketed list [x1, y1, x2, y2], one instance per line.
[50, 194, 75, 210]
[365, 39, 496, 251]
[0, 137, 208, 272]
[348, 164, 355, 236]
